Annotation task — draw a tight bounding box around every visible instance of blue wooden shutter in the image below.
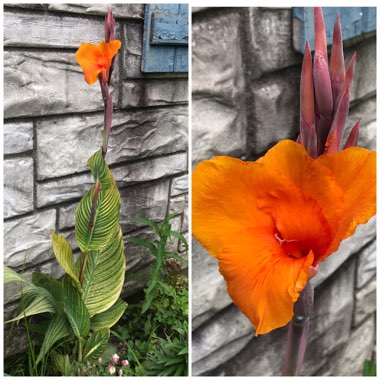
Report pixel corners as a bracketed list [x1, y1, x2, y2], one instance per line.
[142, 4, 188, 73]
[293, 7, 376, 53]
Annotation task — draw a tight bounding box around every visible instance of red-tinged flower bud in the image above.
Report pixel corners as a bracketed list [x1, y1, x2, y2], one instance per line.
[307, 123, 318, 159]
[313, 50, 333, 119]
[344, 119, 360, 149]
[314, 8, 327, 60]
[300, 41, 314, 128]
[330, 13, 345, 110]
[105, 6, 116, 43]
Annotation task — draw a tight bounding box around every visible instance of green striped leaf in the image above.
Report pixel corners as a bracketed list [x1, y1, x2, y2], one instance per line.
[50, 350, 72, 376]
[32, 272, 63, 304]
[63, 277, 90, 339]
[91, 298, 127, 330]
[36, 313, 71, 364]
[4, 267, 34, 289]
[88, 150, 113, 190]
[75, 183, 120, 253]
[83, 328, 110, 360]
[82, 225, 125, 317]
[6, 294, 55, 323]
[52, 233, 80, 288]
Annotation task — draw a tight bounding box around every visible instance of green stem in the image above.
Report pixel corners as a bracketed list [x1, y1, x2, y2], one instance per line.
[78, 339, 83, 362]
[281, 282, 314, 376]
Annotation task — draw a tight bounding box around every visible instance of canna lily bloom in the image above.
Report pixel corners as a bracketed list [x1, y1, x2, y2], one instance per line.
[192, 8, 376, 336]
[192, 141, 375, 335]
[76, 39, 121, 85]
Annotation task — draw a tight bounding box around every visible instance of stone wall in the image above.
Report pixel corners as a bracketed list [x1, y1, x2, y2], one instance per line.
[3, 3, 188, 356]
[192, 7, 376, 376]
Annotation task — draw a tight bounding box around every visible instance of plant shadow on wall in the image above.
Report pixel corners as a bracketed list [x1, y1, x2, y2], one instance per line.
[3, 7, 188, 377]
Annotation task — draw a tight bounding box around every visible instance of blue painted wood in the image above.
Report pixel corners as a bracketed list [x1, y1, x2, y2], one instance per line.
[293, 7, 376, 53]
[151, 14, 188, 45]
[142, 4, 188, 73]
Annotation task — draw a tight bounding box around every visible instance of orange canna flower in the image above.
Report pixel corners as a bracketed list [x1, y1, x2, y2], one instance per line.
[76, 40, 121, 85]
[192, 140, 376, 335]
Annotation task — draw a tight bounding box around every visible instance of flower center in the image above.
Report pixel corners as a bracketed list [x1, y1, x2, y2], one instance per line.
[275, 233, 307, 259]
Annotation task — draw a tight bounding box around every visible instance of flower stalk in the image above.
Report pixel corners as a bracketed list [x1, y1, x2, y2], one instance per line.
[281, 282, 314, 376]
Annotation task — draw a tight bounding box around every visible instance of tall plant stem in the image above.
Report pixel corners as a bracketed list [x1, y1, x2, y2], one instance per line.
[78, 339, 83, 362]
[281, 282, 314, 376]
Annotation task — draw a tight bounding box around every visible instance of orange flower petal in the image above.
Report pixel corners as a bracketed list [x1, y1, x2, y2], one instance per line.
[218, 227, 314, 335]
[193, 154, 332, 261]
[258, 140, 344, 235]
[192, 157, 274, 257]
[76, 40, 121, 85]
[317, 147, 376, 261]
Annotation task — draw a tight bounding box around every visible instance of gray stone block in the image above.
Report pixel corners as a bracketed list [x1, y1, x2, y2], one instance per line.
[248, 68, 300, 156]
[4, 50, 114, 118]
[4, 157, 34, 219]
[169, 194, 186, 216]
[192, 10, 244, 106]
[121, 79, 188, 108]
[122, 264, 151, 298]
[192, 10, 247, 164]
[4, 4, 144, 19]
[344, 96, 376, 150]
[347, 37, 376, 102]
[192, 304, 253, 375]
[302, 260, 355, 375]
[316, 316, 375, 376]
[122, 22, 143, 78]
[244, 8, 302, 78]
[356, 239, 376, 288]
[192, 239, 232, 329]
[4, 122, 33, 154]
[354, 279, 376, 326]
[4, 209, 56, 268]
[58, 203, 78, 230]
[4, 10, 104, 48]
[36, 106, 188, 180]
[37, 152, 187, 207]
[311, 216, 376, 288]
[119, 180, 170, 233]
[192, 99, 247, 165]
[170, 174, 188, 196]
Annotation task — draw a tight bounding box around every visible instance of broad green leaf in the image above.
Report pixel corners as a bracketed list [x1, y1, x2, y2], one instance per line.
[91, 298, 127, 330]
[82, 225, 125, 316]
[36, 313, 71, 364]
[50, 350, 72, 376]
[32, 272, 63, 303]
[63, 277, 90, 339]
[75, 182, 120, 253]
[4, 267, 34, 287]
[127, 236, 157, 256]
[83, 328, 110, 360]
[6, 294, 55, 323]
[51, 233, 80, 288]
[169, 231, 188, 251]
[88, 150, 113, 190]
[128, 217, 160, 234]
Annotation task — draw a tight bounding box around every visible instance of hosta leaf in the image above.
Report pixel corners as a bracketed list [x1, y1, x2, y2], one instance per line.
[82, 225, 125, 316]
[63, 277, 90, 339]
[88, 150, 113, 190]
[51, 233, 80, 288]
[50, 350, 72, 376]
[36, 313, 71, 364]
[83, 328, 110, 360]
[6, 294, 55, 323]
[75, 182, 120, 253]
[91, 298, 127, 330]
